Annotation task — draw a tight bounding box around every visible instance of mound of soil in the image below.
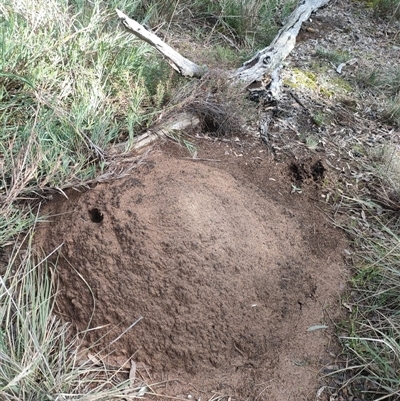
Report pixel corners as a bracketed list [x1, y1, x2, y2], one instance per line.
[36, 141, 348, 400]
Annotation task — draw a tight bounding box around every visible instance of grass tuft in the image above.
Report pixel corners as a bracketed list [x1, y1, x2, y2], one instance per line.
[133, 0, 297, 49]
[316, 47, 352, 65]
[373, 0, 400, 19]
[0, 0, 174, 205]
[356, 68, 400, 127]
[332, 145, 400, 399]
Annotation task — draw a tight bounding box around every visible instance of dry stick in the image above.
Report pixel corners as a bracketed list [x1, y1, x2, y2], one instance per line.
[182, 158, 221, 162]
[116, 9, 206, 78]
[109, 316, 143, 346]
[126, 113, 200, 154]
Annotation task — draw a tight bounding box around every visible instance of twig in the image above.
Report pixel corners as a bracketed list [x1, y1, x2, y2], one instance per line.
[109, 316, 143, 346]
[182, 158, 221, 162]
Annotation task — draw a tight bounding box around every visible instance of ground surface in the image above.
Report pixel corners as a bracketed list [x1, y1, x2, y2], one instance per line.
[35, 0, 400, 400]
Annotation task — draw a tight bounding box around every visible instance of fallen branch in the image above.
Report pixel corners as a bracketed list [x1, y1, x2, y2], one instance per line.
[108, 112, 201, 154]
[116, 9, 206, 78]
[231, 0, 331, 83]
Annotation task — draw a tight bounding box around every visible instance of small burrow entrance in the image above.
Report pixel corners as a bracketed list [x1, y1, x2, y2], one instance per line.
[289, 159, 326, 185]
[88, 208, 103, 223]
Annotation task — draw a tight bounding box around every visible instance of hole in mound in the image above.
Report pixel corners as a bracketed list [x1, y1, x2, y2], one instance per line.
[186, 100, 239, 137]
[88, 208, 103, 223]
[289, 162, 306, 183]
[203, 114, 222, 133]
[311, 160, 325, 181]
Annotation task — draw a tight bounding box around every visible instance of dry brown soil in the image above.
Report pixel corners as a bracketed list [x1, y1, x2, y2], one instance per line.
[36, 137, 348, 401]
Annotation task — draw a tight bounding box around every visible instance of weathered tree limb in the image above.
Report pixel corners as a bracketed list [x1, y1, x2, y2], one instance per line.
[231, 0, 331, 83]
[108, 113, 200, 154]
[133, 112, 200, 151]
[116, 9, 206, 78]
